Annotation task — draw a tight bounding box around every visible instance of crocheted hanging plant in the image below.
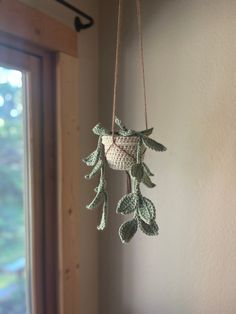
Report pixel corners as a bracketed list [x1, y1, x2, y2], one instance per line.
[83, 117, 167, 244]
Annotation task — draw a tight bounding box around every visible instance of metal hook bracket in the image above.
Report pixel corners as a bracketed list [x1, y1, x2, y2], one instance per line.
[56, 0, 94, 32]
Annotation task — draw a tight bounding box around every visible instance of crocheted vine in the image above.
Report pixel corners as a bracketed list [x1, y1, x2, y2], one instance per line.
[83, 117, 166, 243]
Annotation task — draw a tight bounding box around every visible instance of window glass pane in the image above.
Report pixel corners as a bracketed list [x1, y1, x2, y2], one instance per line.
[0, 66, 28, 313]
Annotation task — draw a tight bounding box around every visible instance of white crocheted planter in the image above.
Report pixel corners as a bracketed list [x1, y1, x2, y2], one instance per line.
[102, 135, 145, 171]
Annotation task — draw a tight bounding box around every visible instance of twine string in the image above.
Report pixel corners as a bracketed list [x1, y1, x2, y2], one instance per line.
[111, 0, 148, 138]
[136, 0, 148, 130]
[112, 0, 123, 140]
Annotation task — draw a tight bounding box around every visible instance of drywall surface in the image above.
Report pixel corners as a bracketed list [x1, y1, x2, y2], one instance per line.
[99, 1, 236, 314]
[19, 1, 99, 314]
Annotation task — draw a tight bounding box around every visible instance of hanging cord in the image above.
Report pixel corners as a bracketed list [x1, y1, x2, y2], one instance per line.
[136, 0, 148, 130]
[111, 0, 148, 137]
[110, 0, 148, 194]
[112, 0, 123, 140]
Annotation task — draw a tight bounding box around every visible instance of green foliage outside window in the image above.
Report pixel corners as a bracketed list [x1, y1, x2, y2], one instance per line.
[0, 68, 27, 313]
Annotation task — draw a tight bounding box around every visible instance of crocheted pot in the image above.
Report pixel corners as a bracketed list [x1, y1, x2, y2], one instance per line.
[102, 135, 145, 171]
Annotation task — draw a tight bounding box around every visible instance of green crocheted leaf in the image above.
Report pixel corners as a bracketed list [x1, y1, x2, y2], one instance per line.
[136, 138, 141, 163]
[99, 165, 107, 186]
[119, 219, 138, 243]
[93, 123, 111, 136]
[118, 129, 136, 136]
[143, 163, 154, 177]
[86, 190, 104, 210]
[97, 193, 108, 230]
[142, 173, 156, 188]
[83, 137, 103, 166]
[85, 160, 103, 180]
[95, 179, 106, 196]
[139, 128, 154, 136]
[131, 163, 144, 182]
[115, 116, 127, 130]
[138, 196, 156, 224]
[138, 219, 159, 236]
[142, 136, 167, 152]
[83, 149, 100, 167]
[116, 193, 138, 215]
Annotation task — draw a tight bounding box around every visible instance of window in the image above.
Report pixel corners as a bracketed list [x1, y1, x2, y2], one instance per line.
[0, 66, 27, 312]
[0, 41, 57, 313]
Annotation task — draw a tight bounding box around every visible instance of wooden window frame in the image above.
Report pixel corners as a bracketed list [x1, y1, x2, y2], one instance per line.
[0, 1, 80, 314]
[0, 34, 57, 314]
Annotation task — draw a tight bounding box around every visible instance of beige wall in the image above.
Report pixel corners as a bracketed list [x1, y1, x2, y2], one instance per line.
[19, 1, 99, 314]
[76, 2, 99, 314]
[99, 1, 236, 314]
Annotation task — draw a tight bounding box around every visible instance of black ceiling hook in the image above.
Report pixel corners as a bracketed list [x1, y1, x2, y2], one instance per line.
[56, 0, 94, 32]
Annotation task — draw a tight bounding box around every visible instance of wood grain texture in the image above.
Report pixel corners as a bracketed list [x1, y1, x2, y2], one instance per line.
[56, 53, 80, 314]
[0, 0, 77, 56]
